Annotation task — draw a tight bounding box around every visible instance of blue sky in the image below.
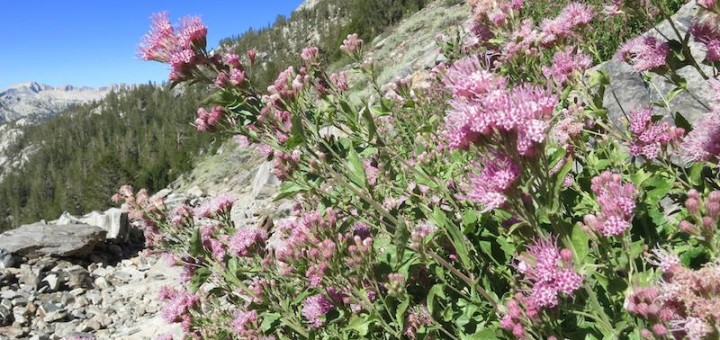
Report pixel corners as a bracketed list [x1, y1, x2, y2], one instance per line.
[0, 1, 304, 89]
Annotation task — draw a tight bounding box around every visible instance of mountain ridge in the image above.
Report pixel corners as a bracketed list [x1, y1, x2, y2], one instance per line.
[0, 82, 128, 124]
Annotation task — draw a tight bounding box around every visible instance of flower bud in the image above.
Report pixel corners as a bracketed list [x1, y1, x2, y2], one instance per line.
[560, 249, 574, 263]
[688, 189, 701, 200]
[709, 191, 720, 203]
[685, 198, 700, 214]
[702, 216, 716, 230]
[651, 323, 667, 336]
[706, 201, 720, 218]
[679, 220, 698, 234]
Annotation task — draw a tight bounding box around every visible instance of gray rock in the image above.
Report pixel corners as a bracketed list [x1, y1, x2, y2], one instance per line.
[601, 2, 713, 125]
[51, 320, 79, 336]
[0, 298, 11, 310]
[0, 224, 106, 257]
[64, 265, 91, 289]
[42, 309, 67, 323]
[0, 305, 13, 325]
[42, 274, 59, 292]
[52, 208, 128, 241]
[18, 266, 41, 289]
[12, 296, 28, 307]
[0, 248, 14, 269]
[113, 267, 144, 283]
[252, 161, 280, 199]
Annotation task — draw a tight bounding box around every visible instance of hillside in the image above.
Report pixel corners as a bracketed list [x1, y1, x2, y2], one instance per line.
[0, 84, 216, 232]
[0, 82, 120, 124]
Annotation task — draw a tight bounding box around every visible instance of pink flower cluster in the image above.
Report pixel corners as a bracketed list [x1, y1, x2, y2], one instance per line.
[539, 3, 594, 45]
[678, 189, 720, 239]
[502, 237, 582, 338]
[200, 223, 227, 259]
[616, 36, 669, 73]
[363, 159, 379, 186]
[302, 294, 333, 328]
[691, 13, 720, 63]
[410, 221, 437, 250]
[627, 261, 720, 340]
[404, 306, 433, 340]
[443, 56, 558, 153]
[468, 0, 524, 26]
[112, 185, 165, 247]
[625, 286, 670, 337]
[583, 171, 637, 237]
[516, 237, 582, 309]
[384, 273, 406, 296]
[542, 47, 592, 85]
[273, 209, 339, 273]
[158, 286, 200, 331]
[681, 111, 720, 163]
[340, 33, 363, 54]
[231, 310, 260, 337]
[627, 107, 684, 159]
[139, 12, 208, 81]
[195, 193, 236, 219]
[228, 227, 267, 257]
[195, 106, 226, 132]
[463, 153, 520, 211]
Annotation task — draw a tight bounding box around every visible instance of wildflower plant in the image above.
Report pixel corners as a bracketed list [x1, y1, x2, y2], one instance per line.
[120, 1, 720, 338]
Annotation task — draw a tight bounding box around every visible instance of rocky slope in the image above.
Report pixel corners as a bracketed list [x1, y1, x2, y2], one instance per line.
[0, 82, 121, 124]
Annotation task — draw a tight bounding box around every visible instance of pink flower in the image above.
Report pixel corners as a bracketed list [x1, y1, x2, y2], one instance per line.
[159, 287, 199, 325]
[627, 107, 684, 159]
[443, 57, 557, 153]
[616, 36, 669, 72]
[681, 110, 720, 162]
[340, 33, 363, 54]
[542, 47, 592, 85]
[516, 237, 582, 310]
[178, 16, 207, 50]
[463, 153, 520, 211]
[584, 171, 637, 237]
[692, 16, 720, 62]
[302, 294, 333, 328]
[540, 2, 594, 45]
[139, 12, 177, 62]
[671, 317, 712, 340]
[228, 227, 266, 257]
[232, 310, 259, 337]
[363, 160, 379, 186]
[301, 46, 319, 63]
[647, 248, 681, 273]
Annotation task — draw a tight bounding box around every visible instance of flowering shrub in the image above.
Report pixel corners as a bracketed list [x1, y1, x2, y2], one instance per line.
[121, 1, 720, 338]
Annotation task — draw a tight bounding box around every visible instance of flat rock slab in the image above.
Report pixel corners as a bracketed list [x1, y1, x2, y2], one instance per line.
[0, 224, 106, 257]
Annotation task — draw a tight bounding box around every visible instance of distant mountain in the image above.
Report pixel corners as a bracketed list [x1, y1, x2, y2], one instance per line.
[0, 82, 124, 124]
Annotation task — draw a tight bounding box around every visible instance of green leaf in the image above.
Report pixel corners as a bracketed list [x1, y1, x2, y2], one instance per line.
[426, 284, 446, 315]
[344, 314, 373, 336]
[431, 207, 471, 269]
[571, 225, 590, 262]
[688, 163, 705, 186]
[549, 156, 573, 214]
[189, 267, 211, 292]
[275, 181, 308, 200]
[261, 312, 281, 332]
[285, 113, 306, 149]
[674, 111, 692, 132]
[464, 328, 500, 340]
[394, 218, 411, 263]
[189, 228, 204, 257]
[227, 257, 239, 275]
[396, 298, 410, 327]
[361, 106, 377, 142]
[346, 147, 367, 187]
